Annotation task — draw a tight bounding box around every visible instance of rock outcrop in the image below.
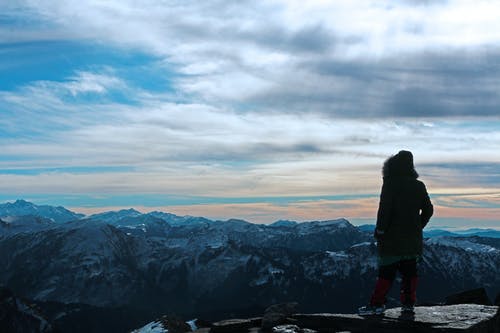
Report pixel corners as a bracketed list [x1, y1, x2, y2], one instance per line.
[445, 288, 492, 306]
[204, 304, 499, 333]
[261, 302, 299, 330]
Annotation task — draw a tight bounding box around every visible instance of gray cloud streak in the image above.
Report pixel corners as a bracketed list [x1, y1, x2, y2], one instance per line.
[248, 49, 500, 118]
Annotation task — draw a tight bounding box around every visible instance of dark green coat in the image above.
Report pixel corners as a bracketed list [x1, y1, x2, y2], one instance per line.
[375, 176, 433, 257]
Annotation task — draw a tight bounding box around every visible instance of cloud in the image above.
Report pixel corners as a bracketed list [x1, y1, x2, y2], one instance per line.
[65, 71, 125, 96]
[1, 76, 499, 201]
[0, 70, 130, 141]
[422, 163, 500, 190]
[396, 0, 448, 5]
[16, 0, 500, 55]
[1, 71, 499, 174]
[4, 0, 500, 118]
[1, 1, 500, 223]
[434, 192, 500, 209]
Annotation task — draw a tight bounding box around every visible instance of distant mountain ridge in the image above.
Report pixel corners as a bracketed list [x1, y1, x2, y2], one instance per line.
[358, 223, 500, 239]
[88, 208, 142, 223]
[1, 200, 498, 237]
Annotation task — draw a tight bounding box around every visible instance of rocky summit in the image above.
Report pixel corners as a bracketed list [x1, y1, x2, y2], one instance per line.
[132, 304, 500, 333]
[200, 304, 500, 333]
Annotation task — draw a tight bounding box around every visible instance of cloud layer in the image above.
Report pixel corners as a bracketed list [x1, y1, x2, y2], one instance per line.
[6, 0, 500, 118]
[1, 0, 500, 223]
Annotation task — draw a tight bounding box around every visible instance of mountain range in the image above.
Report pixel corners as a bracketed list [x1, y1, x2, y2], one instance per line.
[0, 200, 499, 332]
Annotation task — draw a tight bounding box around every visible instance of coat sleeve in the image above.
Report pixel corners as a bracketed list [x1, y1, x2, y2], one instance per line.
[420, 182, 433, 229]
[375, 180, 393, 236]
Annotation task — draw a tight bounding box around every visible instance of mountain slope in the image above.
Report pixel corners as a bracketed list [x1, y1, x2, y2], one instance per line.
[1, 215, 498, 318]
[0, 201, 498, 332]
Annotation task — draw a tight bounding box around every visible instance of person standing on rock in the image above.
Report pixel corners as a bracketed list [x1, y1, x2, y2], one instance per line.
[359, 150, 433, 315]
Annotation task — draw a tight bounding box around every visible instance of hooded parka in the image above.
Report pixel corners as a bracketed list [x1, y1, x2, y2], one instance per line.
[375, 151, 433, 257]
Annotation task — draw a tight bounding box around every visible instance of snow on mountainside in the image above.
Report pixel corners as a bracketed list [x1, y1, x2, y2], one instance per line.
[426, 237, 500, 253]
[88, 207, 213, 227]
[147, 211, 213, 226]
[0, 213, 370, 310]
[1, 212, 498, 313]
[0, 215, 56, 236]
[131, 320, 167, 333]
[296, 219, 351, 232]
[0, 199, 84, 223]
[421, 237, 500, 299]
[131, 318, 198, 333]
[0, 222, 143, 305]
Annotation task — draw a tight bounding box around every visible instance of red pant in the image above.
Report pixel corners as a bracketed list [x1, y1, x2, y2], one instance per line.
[370, 259, 418, 306]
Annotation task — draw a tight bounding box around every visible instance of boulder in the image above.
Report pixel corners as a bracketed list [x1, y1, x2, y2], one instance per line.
[160, 315, 193, 333]
[445, 288, 492, 306]
[261, 302, 299, 331]
[193, 318, 212, 329]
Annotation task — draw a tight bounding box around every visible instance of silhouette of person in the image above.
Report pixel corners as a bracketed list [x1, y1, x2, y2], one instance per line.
[359, 150, 433, 315]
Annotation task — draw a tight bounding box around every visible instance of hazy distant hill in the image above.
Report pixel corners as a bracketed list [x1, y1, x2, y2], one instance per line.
[358, 223, 500, 238]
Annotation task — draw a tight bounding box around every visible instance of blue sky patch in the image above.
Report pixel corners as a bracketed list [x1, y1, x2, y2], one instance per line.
[0, 40, 174, 94]
[0, 193, 377, 210]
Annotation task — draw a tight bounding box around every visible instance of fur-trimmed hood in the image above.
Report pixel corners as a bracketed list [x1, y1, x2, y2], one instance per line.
[382, 150, 419, 179]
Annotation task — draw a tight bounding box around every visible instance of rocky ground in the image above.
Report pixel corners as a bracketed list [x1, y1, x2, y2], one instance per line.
[131, 303, 499, 333]
[2, 285, 499, 332]
[132, 289, 500, 333]
[204, 304, 499, 333]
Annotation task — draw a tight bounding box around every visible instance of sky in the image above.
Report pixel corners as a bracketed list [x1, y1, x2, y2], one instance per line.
[1, 0, 499, 227]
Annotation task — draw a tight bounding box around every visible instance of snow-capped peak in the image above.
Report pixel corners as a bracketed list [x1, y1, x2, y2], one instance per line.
[0, 200, 84, 223]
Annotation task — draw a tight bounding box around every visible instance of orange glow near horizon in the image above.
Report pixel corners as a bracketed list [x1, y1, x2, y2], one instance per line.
[70, 196, 500, 225]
